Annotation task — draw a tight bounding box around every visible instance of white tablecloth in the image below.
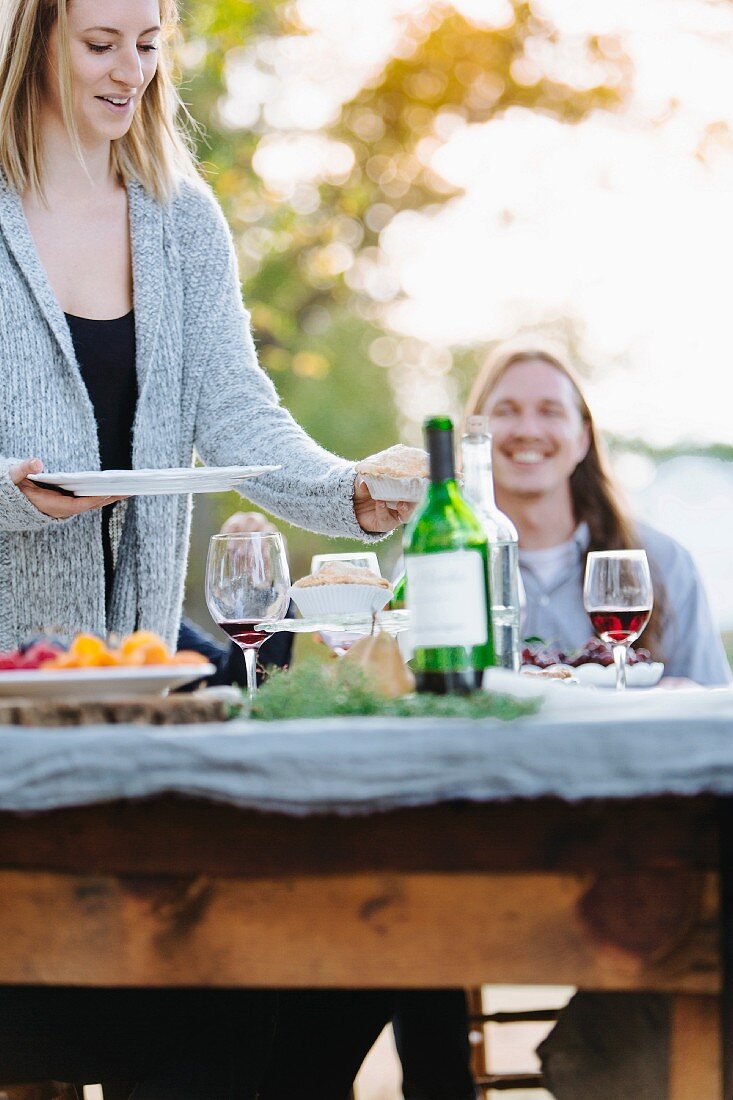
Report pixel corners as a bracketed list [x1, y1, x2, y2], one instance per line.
[1, 686, 732, 815]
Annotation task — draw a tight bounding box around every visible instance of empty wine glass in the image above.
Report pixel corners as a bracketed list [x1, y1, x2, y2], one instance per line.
[583, 550, 653, 691]
[206, 532, 290, 700]
[310, 551, 380, 575]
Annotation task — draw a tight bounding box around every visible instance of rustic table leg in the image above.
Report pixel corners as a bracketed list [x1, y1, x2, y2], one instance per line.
[669, 994, 722, 1100]
[720, 798, 733, 1098]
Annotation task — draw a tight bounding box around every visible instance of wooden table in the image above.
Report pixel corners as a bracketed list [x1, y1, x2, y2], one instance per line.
[0, 791, 726, 1098]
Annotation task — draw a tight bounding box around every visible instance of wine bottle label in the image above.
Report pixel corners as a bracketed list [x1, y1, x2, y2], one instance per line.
[406, 550, 489, 647]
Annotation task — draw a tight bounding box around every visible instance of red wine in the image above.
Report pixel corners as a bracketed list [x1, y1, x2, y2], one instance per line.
[219, 621, 268, 647]
[588, 607, 651, 644]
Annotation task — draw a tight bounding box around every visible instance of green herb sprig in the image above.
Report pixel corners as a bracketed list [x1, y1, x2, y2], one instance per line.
[249, 660, 540, 722]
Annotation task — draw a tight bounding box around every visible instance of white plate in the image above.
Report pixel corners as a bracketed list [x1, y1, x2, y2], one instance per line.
[0, 664, 215, 701]
[258, 610, 410, 636]
[28, 466, 281, 497]
[520, 661, 664, 688]
[572, 661, 664, 688]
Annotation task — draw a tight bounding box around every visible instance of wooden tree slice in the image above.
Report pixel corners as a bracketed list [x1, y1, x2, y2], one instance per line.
[0, 690, 239, 727]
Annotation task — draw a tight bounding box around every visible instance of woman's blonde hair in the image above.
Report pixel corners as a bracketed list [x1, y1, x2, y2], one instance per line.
[466, 340, 667, 658]
[0, 0, 199, 202]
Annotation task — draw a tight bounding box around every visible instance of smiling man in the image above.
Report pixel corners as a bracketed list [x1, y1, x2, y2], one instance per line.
[464, 340, 730, 682]
[485, 352, 590, 535]
[462, 339, 730, 1099]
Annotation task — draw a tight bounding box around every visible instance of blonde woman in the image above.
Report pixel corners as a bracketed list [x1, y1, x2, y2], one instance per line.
[0, 0, 404, 1095]
[0, 0, 410, 648]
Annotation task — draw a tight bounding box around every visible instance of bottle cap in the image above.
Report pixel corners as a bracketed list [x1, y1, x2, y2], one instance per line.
[423, 417, 455, 482]
[424, 414, 453, 432]
[466, 415, 490, 438]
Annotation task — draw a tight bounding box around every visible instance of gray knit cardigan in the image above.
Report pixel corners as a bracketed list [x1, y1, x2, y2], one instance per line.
[0, 173, 370, 649]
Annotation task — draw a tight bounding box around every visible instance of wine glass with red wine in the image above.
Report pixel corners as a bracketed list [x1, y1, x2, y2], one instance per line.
[206, 532, 290, 701]
[583, 550, 653, 691]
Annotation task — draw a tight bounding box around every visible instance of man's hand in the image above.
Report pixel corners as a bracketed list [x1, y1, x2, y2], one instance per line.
[9, 458, 121, 519]
[353, 475, 416, 534]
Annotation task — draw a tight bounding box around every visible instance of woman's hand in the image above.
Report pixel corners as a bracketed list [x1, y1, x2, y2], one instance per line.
[353, 475, 416, 534]
[9, 458, 121, 519]
[219, 510, 279, 536]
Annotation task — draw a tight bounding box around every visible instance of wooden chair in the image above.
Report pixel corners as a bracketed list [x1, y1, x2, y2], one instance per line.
[467, 988, 559, 1094]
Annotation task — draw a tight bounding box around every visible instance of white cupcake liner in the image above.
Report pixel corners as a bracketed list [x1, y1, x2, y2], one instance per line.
[360, 473, 428, 506]
[289, 583, 391, 618]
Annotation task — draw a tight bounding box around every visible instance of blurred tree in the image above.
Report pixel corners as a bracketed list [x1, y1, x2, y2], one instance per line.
[177, 0, 632, 587]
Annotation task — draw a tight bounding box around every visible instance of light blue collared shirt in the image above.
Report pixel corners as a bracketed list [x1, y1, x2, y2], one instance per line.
[519, 522, 732, 686]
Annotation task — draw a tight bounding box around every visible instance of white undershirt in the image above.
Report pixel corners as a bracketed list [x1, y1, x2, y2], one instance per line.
[519, 534, 579, 590]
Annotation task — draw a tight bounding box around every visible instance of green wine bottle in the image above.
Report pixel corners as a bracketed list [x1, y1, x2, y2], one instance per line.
[403, 415, 495, 694]
[388, 570, 406, 610]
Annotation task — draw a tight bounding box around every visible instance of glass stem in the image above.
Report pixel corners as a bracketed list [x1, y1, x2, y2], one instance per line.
[613, 643, 628, 691]
[242, 646, 259, 702]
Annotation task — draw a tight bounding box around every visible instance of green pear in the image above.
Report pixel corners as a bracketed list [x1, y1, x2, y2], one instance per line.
[343, 628, 415, 698]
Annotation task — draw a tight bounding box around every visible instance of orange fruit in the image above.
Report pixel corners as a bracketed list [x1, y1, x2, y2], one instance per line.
[69, 634, 105, 658]
[95, 647, 122, 667]
[116, 646, 142, 666]
[67, 634, 114, 667]
[102, 649, 125, 666]
[119, 630, 165, 657]
[170, 650, 210, 666]
[137, 640, 172, 666]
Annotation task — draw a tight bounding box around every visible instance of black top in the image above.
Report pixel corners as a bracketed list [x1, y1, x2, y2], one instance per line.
[65, 310, 137, 608]
[65, 311, 137, 470]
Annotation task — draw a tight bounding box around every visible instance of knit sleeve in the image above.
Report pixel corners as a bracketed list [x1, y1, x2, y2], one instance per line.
[176, 184, 379, 541]
[0, 458, 63, 532]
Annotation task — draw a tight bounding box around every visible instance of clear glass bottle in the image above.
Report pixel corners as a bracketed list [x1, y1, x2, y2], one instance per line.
[461, 415, 521, 672]
[403, 415, 495, 694]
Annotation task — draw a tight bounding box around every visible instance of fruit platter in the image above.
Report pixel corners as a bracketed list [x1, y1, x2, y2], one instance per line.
[521, 638, 664, 688]
[0, 631, 214, 700]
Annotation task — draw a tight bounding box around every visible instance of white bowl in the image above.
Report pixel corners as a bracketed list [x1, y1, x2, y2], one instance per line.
[289, 583, 391, 618]
[571, 661, 664, 688]
[359, 473, 428, 506]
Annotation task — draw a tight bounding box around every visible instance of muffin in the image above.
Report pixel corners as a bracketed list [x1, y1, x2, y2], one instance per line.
[356, 444, 429, 504]
[290, 561, 392, 617]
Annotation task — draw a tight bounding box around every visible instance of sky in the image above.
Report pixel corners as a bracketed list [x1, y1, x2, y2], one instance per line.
[228, 0, 733, 446]
[382, 0, 733, 446]
[222, 0, 733, 623]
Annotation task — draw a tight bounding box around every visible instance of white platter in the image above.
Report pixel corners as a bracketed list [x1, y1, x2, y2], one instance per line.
[0, 664, 215, 701]
[520, 661, 664, 688]
[258, 610, 410, 636]
[28, 466, 281, 497]
[571, 661, 664, 688]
